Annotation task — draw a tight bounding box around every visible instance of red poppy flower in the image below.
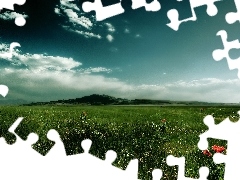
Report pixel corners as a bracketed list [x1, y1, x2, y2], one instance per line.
[212, 145, 225, 153]
[203, 149, 212, 157]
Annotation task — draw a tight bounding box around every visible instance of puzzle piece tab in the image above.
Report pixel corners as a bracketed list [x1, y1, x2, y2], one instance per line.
[0, 85, 8, 97]
[0, 0, 27, 26]
[152, 169, 163, 180]
[0, 0, 26, 11]
[1, 116, 142, 180]
[212, 30, 240, 78]
[225, 0, 240, 24]
[0, 117, 43, 179]
[15, 16, 26, 26]
[198, 113, 240, 180]
[167, 0, 221, 31]
[66, 139, 139, 180]
[131, 0, 161, 12]
[166, 155, 209, 180]
[82, 0, 125, 21]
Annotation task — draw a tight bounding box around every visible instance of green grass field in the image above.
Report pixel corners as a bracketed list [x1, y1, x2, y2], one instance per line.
[0, 105, 239, 179]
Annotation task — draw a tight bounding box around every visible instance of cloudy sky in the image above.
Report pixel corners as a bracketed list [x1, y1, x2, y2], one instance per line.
[0, 0, 240, 103]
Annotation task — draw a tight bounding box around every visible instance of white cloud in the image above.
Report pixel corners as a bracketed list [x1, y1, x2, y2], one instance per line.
[1, 44, 240, 103]
[83, 67, 112, 74]
[124, 28, 130, 33]
[135, 34, 141, 38]
[63, 26, 101, 39]
[132, 78, 240, 103]
[3, 54, 240, 103]
[0, 43, 10, 51]
[105, 23, 115, 32]
[109, 47, 118, 52]
[8, 49, 115, 75]
[0, 11, 28, 20]
[55, 0, 115, 41]
[54, 7, 61, 15]
[16, 53, 81, 71]
[63, 9, 93, 29]
[106, 35, 114, 42]
[59, 0, 80, 11]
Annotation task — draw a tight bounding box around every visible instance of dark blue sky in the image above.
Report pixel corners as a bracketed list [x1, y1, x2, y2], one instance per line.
[0, 0, 240, 103]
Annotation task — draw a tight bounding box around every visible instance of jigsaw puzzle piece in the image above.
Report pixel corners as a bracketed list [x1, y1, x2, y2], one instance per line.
[212, 152, 234, 180]
[102, 149, 138, 179]
[82, 0, 125, 21]
[225, 0, 240, 24]
[0, 0, 26, 11]
[8, 117, 41, 158]
[167, 155, 209, 180]
[198, 114, 240, 180]
[213, 152, 226, 164]
[0, 0, 26, 26]
[0, 116, 19, 144]
[0, 117, 44, 180]
[45, 129, 66, 157]
[131, 0, 161, 12]
[212, 30, 240, 78]
[65, 139, 139, 180]
[198, 114, 238, 150]
[167, 0, 221, 31]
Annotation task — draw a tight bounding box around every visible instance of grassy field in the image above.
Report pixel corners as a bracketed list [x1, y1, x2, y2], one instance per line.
[0, 105, 239, 179]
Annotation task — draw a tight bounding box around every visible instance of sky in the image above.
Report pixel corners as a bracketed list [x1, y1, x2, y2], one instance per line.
[0, 0, 240, 104]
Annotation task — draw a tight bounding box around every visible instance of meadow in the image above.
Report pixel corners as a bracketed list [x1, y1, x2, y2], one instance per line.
[0, 105, 239, 179]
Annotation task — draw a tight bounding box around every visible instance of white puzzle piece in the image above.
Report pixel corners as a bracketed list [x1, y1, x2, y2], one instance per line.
[82, 0, 125, 21]
[167, 0, 221, 31]
[0, 118, 143, 180]
[131, 0, 161, 12]
[225, 0, 240, 24]
[0, 0, 27, 26]
[212, 30, 240, 78]
[198, 112, 240, 180]
[167, 155, 209, 180]
[0, 0, 25, 11]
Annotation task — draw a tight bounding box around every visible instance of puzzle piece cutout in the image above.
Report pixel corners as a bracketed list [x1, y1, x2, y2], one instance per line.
[0, 84, 8, 97]
[152, 169, 163, 180]
[82, 0, 125, 21]
[0, 0, 25, 11]
[198, 112, 240, 180]
[131, 0, 161, 12]
[14, 15, 26, 26]
[167, 0, 221, 31]
[66, 139, 140, 180]
[0, 42, 20, 59]
[0, 117, 149, 180]
[3, 111, 240, 179]
[225, 0, 240, 24]
[0, 117, 43, 179]
[82, 0, 162, 21]
[166, 155, 209, 180]
[0, 0, 26, 26]
[212, 30, 240, 78]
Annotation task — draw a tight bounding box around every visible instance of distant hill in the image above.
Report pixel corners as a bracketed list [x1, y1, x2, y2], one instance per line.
[27, 94, 129, 106]
[24, 94, 238, 106]
[0, 99, 30, 105]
